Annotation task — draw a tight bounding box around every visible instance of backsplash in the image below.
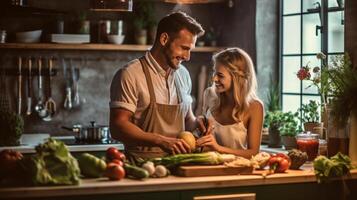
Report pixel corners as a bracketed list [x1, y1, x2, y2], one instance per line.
[0, 50, 212, 136]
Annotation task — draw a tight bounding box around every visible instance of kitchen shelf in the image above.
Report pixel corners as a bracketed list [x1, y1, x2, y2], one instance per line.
[0, 43, 224, 52]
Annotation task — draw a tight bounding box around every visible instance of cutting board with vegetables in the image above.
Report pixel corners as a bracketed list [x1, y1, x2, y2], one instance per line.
[175, 165, 254, 177]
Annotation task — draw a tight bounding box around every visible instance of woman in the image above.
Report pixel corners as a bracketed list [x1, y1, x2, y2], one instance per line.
[196, 47, 263, 158]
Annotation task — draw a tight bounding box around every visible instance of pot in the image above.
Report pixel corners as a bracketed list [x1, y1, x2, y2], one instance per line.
[62, 121, 109, 143]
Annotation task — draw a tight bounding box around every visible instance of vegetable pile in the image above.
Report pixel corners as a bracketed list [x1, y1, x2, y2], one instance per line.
[105, 147, 126, 180]
[313, 152, 353, 183]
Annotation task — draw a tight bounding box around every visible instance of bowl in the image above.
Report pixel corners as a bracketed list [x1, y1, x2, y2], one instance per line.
[15, 30, 42, 43]
[107, 34, 125, 44]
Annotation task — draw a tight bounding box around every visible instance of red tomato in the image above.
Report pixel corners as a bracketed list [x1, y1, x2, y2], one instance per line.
[105, 163, 126, 180]
[0, 150, 23, 177]
[106, 147, 126, 161]
[111, 159, 124, 166]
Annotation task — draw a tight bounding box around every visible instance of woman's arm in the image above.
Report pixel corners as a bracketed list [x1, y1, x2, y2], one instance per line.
[196, 100, 264, 159]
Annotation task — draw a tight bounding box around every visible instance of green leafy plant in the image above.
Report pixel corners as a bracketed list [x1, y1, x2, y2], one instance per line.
[327, 54, 357, 128]
[132, 1, 156, 30]
[266, 80, 281, 112]
[299, 100, 320, 123]
[264, 110, 284, 130]
[278, 111, 301, 137]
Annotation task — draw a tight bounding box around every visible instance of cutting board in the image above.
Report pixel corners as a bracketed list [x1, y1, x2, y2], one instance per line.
[175, 165, 254, 177]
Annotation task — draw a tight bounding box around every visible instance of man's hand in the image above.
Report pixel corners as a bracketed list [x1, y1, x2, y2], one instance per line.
[196, 115, 214, 136]
[159, 136, 192, 155]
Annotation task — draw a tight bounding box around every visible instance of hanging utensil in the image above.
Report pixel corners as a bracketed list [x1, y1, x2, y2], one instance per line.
[17, 57, 22, 115]
[34, 57, 48, 118]
[63, 58, 72, 110]
[43, 57, 56, 121]
[26, 57, 32, 116]
[72, 62, 81, 108]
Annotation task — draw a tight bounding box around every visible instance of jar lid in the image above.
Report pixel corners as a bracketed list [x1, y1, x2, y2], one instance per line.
[296, 132, 319, 139]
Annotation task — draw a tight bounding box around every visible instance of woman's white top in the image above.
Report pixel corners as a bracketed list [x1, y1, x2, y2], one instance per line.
[203, 87, 248, 150]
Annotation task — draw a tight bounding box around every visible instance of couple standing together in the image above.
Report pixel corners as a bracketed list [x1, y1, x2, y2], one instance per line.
[109, 11, 263, 159]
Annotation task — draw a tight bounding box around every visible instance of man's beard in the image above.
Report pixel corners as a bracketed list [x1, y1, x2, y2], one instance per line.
[163, 43, 179, 70]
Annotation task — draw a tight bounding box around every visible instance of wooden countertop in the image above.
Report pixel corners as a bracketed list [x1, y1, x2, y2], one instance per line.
[1, 165, 356, 199]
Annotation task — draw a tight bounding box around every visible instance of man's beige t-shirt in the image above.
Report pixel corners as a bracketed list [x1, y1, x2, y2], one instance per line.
[110, 52, 193, 125]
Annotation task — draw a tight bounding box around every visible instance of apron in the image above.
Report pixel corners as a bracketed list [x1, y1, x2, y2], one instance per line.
[126, 56, 185, 159]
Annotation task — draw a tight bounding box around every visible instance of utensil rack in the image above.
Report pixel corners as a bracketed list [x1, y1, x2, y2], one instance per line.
[2, 68, 57, 76]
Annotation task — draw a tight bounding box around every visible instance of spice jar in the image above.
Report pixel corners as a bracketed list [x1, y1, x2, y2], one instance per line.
[296, 133, 319, 161]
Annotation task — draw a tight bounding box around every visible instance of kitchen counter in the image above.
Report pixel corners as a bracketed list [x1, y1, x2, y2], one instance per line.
[1, 165, 356, 200]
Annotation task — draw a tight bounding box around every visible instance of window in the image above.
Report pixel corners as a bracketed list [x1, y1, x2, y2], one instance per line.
[280, 0, 345, 113]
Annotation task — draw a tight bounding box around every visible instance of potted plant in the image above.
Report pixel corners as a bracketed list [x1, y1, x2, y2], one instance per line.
[264, 110, 284, 148]
[205, 27, 220, 47]
[326, 54, 357, 164]
[132, 1, 156, 45]
[75, 11, 90, 34]
[262, 79, 281, 144]
[299, 100, 323, 135]
[279, 111, 301, 150]
[133, 17, 147, 45]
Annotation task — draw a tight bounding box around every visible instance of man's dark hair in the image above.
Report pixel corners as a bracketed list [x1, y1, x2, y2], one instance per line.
[156, 11, 205, 41]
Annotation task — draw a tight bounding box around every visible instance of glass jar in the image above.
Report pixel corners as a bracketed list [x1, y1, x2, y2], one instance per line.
[319, 139, 328, 156]
[296, 133, 319, 161]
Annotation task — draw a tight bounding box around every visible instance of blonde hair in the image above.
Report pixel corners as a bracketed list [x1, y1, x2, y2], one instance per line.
[211, 47, 259, 122]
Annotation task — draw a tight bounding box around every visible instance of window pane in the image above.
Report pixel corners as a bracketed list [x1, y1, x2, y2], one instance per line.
[284, 0, 301, 14]
[283, 16, 301, 54]
[303, 0, 321, 12]
[328, 0, 344, 8]
[302, 56, 320, 94]
[328, 11, 344, 53]
[303, 14, 321, 53]
[283, 94, 301, 113]
[283, 56, 301, 93]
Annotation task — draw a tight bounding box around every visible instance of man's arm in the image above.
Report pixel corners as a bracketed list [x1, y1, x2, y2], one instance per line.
[110, 108, 191, 154]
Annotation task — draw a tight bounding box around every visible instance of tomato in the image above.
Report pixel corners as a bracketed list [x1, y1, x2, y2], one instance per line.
[0, 150, 23, 177]
[105, 163, 126, 180]
[111, 159, 124, 166]
[106, 147, 126, 161]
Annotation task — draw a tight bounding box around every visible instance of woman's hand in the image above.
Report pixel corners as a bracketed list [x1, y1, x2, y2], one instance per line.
[196, 134, 220, 151]
[196, 116, 214, 136]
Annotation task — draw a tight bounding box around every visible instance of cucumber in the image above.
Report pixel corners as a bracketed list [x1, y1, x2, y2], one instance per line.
[124, 163, 149, 179]
[77, 153, 107, 178]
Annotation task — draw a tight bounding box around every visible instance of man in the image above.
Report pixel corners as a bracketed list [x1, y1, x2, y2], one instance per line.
[110, 11, 211, 159]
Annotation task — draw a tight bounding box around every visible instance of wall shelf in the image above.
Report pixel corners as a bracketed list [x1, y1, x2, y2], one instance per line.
[0, 43, 224, 52]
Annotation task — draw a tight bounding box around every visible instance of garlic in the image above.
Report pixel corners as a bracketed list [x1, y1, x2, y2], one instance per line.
[154, 165, 168, 177]
[142, 161, 155, 176]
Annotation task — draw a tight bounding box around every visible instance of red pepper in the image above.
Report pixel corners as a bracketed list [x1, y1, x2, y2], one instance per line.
[268, 153, 291, 173]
